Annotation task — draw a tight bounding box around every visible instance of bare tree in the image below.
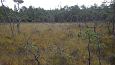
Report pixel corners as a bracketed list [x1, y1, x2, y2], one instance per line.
[13, 0, 24, 11]
[13, 0, 24, 33]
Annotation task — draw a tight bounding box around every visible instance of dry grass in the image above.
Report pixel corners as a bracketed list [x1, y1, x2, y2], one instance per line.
[0, 23, 111, 65]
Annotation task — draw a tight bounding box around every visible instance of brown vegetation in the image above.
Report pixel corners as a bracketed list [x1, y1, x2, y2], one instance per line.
[0, 23, 114, 65]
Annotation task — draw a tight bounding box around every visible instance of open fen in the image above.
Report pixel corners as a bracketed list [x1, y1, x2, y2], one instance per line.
[0, 23, 114, 65]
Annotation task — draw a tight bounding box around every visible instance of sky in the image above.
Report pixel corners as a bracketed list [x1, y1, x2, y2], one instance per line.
[0, 0, 109, 10]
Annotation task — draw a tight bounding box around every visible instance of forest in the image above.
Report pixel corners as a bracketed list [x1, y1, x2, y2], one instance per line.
[0, 0, 115, 65]
[0, 2, 113, 23]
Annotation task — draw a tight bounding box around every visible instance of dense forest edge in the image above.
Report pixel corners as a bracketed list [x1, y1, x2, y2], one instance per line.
[0, 3, 113, 23]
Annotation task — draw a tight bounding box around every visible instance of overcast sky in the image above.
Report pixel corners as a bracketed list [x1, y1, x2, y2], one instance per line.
[1, 0, 108, 10]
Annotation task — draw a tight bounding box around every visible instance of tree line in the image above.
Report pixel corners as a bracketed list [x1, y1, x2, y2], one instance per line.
[0, 3, 113, 23]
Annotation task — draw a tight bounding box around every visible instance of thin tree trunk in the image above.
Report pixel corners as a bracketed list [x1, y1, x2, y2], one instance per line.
[17, 22, 20, 33]
[16, 2, 21, 33]
[97, 35, 102, 65]
[112, 2, 115, 35]
[97, 45, 102, 65]
[94, 23, 97, 33]
[88, 35, 91, 65]
[18, 3, 20, 33]
[112, 20, 115, 34]
[106, 21, 111, 34]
